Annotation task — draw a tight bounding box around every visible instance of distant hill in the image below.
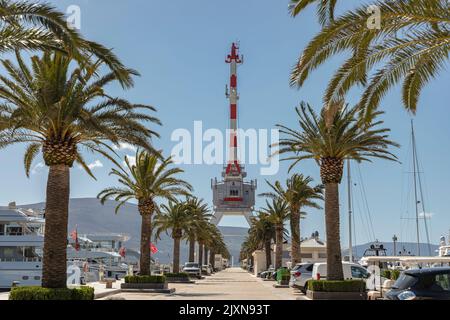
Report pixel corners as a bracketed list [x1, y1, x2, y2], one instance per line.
[14, 198, 440, 264]
[19, 198, 249, 264]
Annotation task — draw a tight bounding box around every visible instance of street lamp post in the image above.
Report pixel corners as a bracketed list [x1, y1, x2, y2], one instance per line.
[392, 235, 398, 256]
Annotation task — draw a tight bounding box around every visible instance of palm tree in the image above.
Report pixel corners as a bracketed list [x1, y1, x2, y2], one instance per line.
[208, 229, 228, 270]
[288, 0, 338, 26]
[276, 102, 398, 280]
[0, 52, 158, 288]
[260, 175, 323, 265]
[195, 221, 214, 267]
[249, 212, 276, 270]
[240, 236, 256, 268]
[154, 201, 191, 273]
[184, 197, 210, 262]
[291, 0, 450, 120]
[0, 0, 135, 87]
[259, 199, 289, 269]
[202, 223, 223, 267]
[98, 151, 192, 276]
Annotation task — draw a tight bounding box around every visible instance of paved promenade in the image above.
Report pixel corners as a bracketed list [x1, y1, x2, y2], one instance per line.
[102, 267, 307, 300]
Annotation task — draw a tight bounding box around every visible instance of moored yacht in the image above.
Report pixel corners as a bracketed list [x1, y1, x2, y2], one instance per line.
[0, 203, 44, 288]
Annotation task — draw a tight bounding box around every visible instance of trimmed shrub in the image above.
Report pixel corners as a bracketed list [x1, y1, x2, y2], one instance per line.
[381, 270, 391, 280]
[9, 286, 94, 300]
[308, 280, 366, 292]
[391, 269, 401, 280]
[164, 272, 189, 278]
[124, 275, 166, 284]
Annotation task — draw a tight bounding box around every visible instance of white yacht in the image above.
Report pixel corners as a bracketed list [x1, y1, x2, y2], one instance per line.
[438, 236, 450, 257]
[67, 233, 133, 281]
[0, 203, 44, 288]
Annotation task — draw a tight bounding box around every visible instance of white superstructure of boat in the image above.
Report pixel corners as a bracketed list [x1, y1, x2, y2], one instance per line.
[0, 203, 44, 288]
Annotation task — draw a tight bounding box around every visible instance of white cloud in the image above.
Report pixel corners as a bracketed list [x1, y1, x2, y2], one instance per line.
[87, 160, 104, 170]
[113, 142, 137, 152]
[419, 212, 434, 219]
[31, 162, 45, 175]
[123, 155, 136, 167]
[78, 159, 104, 170]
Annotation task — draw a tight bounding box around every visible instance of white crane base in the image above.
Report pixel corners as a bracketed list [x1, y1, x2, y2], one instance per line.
[210, 211, 253, 226]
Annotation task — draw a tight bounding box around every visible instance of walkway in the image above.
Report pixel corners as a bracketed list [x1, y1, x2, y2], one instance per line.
[102, 267, 307, 300]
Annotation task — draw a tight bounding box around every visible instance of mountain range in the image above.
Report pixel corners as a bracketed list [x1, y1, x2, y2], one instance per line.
[19, 198, 249, 264]
[15, 198, 440, 264]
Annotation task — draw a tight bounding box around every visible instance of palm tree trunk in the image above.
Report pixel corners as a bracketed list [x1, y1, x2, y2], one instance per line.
[325, 182, 344, 280]
[204, 247, 209, 266]
[290, 208, 301, 264]
[198, 241, 204, 266]
[139, 213, 152, 276]
[264, 238, 272, 270]
[42, 165, 70, 288]
[275, 224, 283, 269]
[209, 250, 215, 270]
[188, 235, 195, 262]
[173, 235, 181, 273]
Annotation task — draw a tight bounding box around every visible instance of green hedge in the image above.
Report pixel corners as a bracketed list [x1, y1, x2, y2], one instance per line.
[9, 286, 94, 300]
[381, 270, 391, 280]
[124, 275, 166, 284]
[308, 280, 366, 292]
[391, 269, 400, 280]
[164, 272, 189, 278]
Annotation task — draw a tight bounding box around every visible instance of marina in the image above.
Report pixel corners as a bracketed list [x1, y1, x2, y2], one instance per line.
[0, 0, 449, 307]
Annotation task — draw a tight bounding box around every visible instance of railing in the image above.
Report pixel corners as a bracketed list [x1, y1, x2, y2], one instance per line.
[0, 257, 42, 262]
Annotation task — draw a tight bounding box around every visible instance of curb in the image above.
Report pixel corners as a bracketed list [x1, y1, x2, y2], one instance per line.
[94, 288, 122, 300]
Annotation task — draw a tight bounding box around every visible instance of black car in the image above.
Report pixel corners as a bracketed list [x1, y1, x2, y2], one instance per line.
[385, 267, 450, 300]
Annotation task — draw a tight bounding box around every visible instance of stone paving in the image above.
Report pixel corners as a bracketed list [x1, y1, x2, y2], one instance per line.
[101, 267, 308, 300]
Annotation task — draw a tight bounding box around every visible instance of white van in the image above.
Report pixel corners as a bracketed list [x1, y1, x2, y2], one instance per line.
[312, 262, 370, 281]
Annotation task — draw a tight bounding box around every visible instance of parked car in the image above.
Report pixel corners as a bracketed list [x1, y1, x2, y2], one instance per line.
[182, 262, 201, 279]
[260, 267, 275, 279]
[385, 267, 450, 300]
[202, 264, 212, 276]
[312, 262, 370, 281]
[308, 261, 384, 291]
[289, 263, 314, 293]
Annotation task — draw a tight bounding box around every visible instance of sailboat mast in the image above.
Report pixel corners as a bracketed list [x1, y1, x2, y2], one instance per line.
[347, 159, 353, 262]
[411, 120, 421, 256]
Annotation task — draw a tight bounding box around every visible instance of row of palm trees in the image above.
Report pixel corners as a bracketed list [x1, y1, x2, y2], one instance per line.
[0, 1, 228, 288]
[262, 0, 448, 280]
[155, 198, 230, 273]
[241, 104, 398, 280]
[97, 150, 230, 275]
[0, 0, 162, 288]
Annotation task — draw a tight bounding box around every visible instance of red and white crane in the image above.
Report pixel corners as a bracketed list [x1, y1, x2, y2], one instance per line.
[211, 43, 256, 226]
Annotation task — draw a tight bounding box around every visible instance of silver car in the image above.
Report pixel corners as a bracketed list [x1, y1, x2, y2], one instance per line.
[182, 262, 201, 279]
[289, 263, 314, 294]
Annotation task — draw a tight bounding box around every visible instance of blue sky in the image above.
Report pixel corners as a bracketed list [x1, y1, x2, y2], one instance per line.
[1, 0, 449, 249]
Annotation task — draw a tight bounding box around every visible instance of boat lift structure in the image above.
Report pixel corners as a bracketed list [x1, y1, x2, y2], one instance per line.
[211, 43, 256, 226]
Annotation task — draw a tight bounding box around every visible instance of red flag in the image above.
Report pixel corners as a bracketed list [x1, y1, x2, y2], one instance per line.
[70, 228, 77, 241]
[119, 247, 126, 258]
[150, 243, 158, 254]
[70, 227, 80, 251]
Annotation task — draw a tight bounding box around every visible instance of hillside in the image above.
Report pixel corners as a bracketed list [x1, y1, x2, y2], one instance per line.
[20, 198, 249, 264]
[14, 198, 439, 264]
